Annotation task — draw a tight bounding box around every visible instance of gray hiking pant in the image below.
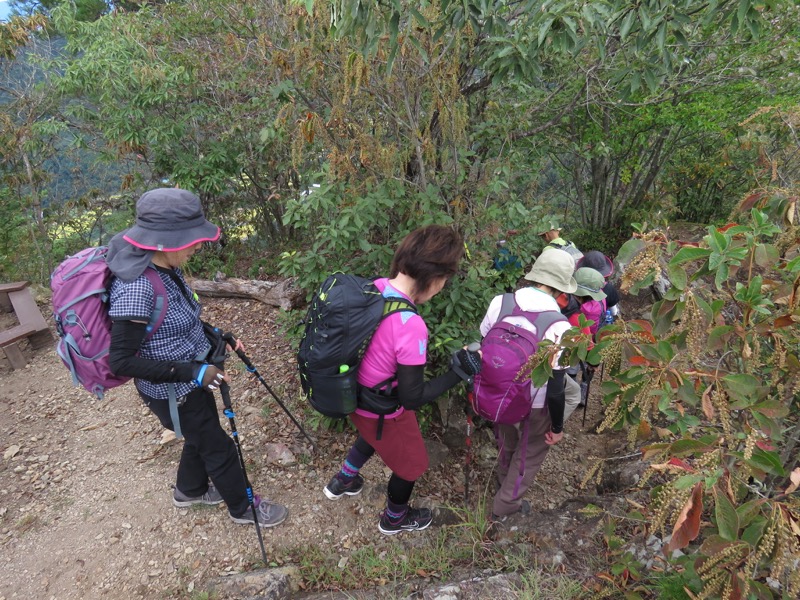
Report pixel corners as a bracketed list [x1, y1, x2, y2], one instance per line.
[563, 374, 581, 422]
[493, 406, 552, 517]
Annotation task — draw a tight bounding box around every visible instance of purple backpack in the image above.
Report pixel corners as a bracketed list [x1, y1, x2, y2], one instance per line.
[472, 293, 567, 424]
[51, 246, 168, 398]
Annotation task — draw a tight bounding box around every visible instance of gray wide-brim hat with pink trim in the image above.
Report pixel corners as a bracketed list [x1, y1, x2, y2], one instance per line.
[577, 250, 614, 278]
[106, 188, 220, 282]
[123, 188, 220, 251]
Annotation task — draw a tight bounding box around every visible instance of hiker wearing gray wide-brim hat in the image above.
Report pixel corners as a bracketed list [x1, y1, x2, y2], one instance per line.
[574, 267, 607, 301]
[124, 188, 220, 251]
[523, 249, 578, 293]
[106, 188, 288, 533]
[107, 189, 221, 282]
[577, 250, 614, 278]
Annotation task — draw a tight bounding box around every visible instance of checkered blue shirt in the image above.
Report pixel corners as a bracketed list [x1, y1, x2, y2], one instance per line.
[109, 268, 209, 399]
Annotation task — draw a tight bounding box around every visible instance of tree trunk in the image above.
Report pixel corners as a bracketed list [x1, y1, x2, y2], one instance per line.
[188, 277, 305, 310]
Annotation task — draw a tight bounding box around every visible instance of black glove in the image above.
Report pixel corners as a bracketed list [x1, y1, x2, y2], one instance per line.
[192, 363, 226, 391]
[451, 348, 482, 382]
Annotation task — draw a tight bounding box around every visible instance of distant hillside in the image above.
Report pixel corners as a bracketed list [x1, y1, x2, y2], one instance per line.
[1, 34, 134, 207]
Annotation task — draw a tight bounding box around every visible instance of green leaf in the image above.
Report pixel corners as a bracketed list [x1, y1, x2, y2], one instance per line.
[409, 7, 430, 28]
[666, 262, 687, 290]
[741, 516, 767, 547]
[671, 246, 711, 265]
[714, 262, 729, 290]
[707, 325, 734, 351]
[751, 399, 789, 419]
[746, 448, 786, 477]
[538, 18, 555, 46]
[644, 67, 658, 92]
[754, 243, 779, 268]
[616, 238, 646, 265]
[656, 21, 667, 50]
[619, 9, 635, 39]
[670, 439, 715, 457]
[735, 499, 762, 528]
[714, 490, 739, 541]
[721, 373, 760, 402]
[737, 0, 750, 31]
[673, 474, 702, 489]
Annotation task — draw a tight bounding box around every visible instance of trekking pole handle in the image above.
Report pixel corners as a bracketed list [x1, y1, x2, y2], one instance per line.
[222, 332, 255, 370]
[465, 342, 481, 392]
[219, 380, 233, 410]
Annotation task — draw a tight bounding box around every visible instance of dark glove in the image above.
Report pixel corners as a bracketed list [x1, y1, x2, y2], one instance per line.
[451, 348, 482, 382]
[192, 363, 226, 391]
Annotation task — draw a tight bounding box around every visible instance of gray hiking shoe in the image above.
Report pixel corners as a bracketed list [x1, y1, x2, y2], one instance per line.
[173, 485, 224, 508]
[491, 499, 531, 523]
[230, 496, 288, 528]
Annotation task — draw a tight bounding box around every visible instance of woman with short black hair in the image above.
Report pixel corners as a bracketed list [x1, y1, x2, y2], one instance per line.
[323, 224, 481, 535]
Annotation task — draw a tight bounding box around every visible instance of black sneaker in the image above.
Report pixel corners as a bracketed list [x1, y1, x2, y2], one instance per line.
[324, 474, 364, 500]
[378, 507, 433, 535]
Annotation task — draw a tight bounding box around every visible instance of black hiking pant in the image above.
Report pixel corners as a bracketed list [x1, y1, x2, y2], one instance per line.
[141, 387, 250, 517]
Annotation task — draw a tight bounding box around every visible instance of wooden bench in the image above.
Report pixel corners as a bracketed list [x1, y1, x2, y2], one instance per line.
[0, 281, 53, 369]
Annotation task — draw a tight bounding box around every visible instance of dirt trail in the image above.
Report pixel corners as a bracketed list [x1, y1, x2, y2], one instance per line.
[0, 297, 611, 600]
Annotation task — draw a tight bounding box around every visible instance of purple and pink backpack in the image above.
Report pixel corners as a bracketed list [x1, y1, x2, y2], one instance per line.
[472, 293, 567, 424]
[51, 246, 168, 399]
[472, 293, 567, 497]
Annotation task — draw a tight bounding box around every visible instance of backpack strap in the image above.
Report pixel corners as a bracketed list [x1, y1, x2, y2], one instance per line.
[166, 383, 182, 439]
[529, 310, 568, 339]
[356, 296, 417, 439]
[382, 297, 416, 318]
[498, 292, 517, 320]
[141, 267, 169, 340]
[140, 267, 182, 438]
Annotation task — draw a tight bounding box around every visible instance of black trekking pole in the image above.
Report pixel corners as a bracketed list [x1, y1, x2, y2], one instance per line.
[581, 361, 600, 428]
[463, 342, 481, 506]
[464, 386, 475, 506]
[219, 381, 269, 565]
[222, 332, 317, 452]
[581, 373, 591, 429]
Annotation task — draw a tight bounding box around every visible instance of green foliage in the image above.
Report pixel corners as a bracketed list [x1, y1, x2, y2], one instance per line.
[592, 190, 800, 599]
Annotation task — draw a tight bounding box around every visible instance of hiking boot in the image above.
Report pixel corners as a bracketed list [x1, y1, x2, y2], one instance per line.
[324, 474, 364, 500]
[172, 485, 224, 508]
[230, 496, 288, 528]
[491, 499, 531, 523]
[378, 507, 433, 535]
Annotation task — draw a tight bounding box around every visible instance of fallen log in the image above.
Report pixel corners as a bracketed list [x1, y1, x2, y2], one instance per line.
[188, 277, 304, 310]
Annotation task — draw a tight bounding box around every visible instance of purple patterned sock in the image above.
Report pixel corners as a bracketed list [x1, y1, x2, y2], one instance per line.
[335, 444, 371, 482]
[386, 499, 408, 523]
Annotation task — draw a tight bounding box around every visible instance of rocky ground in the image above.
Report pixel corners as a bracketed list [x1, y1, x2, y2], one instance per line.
[0, 295, 631, 600]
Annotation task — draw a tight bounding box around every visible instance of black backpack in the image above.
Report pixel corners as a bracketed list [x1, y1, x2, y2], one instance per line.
[297, 273, 416, 419]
